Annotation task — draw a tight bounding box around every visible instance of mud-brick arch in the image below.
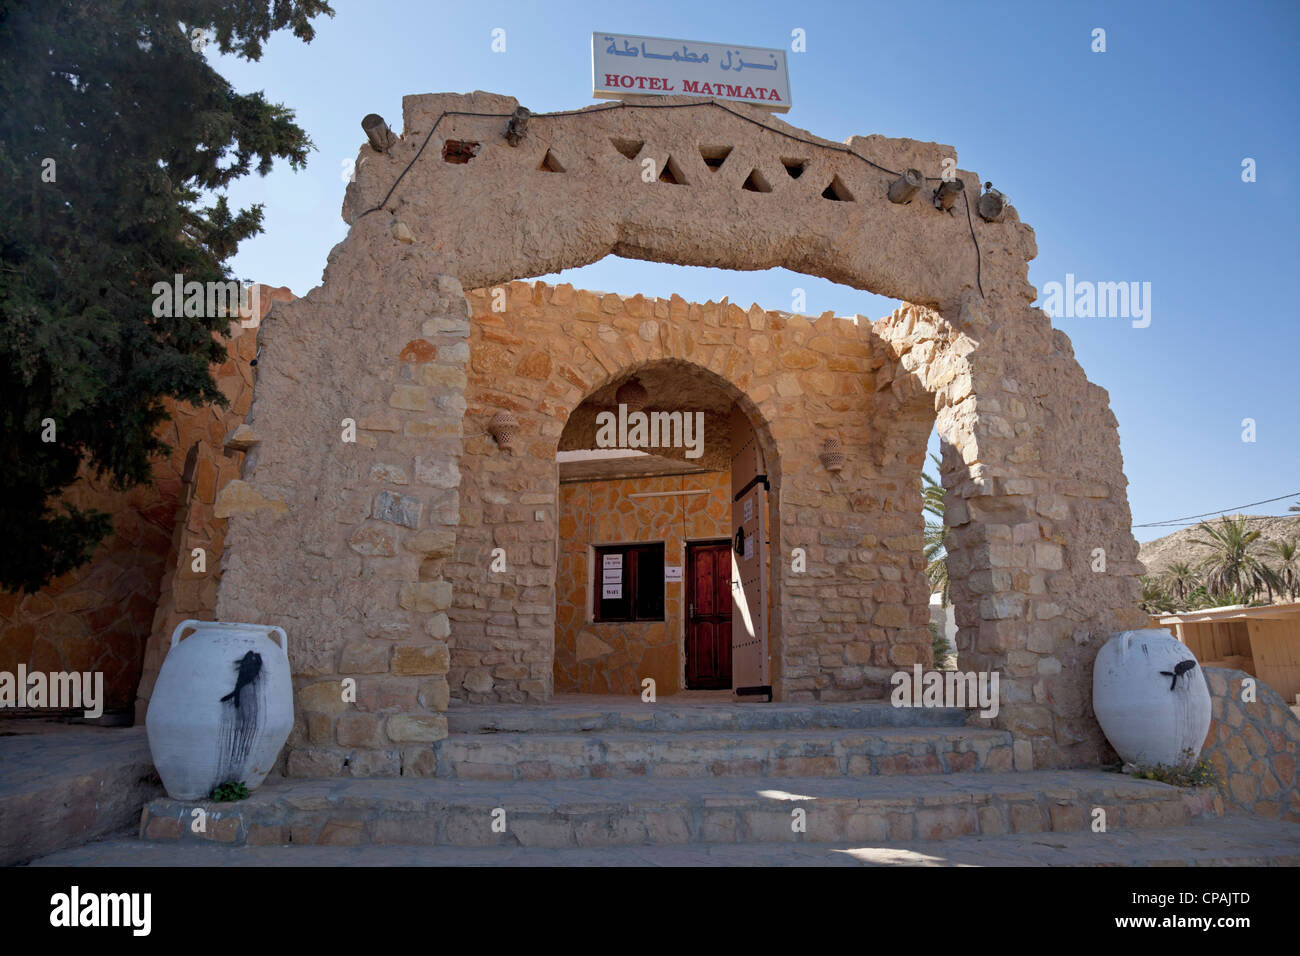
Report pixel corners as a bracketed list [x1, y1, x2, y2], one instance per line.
[209, 91, 1148, 775]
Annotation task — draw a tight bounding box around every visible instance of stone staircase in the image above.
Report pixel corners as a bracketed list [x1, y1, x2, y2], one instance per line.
[31, 698, 1292, 865]
[12, 697, 1289, 868]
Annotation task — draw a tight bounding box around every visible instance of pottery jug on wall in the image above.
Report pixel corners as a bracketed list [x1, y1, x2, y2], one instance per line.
[1092, 629, 1211, 767]
[145, 620, 293, 800]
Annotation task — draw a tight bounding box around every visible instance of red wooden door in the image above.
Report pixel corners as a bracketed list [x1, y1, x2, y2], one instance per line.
[686, 542, 732, 689]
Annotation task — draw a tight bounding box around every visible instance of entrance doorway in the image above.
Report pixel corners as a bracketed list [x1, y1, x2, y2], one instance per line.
[685, 541, 732, 689]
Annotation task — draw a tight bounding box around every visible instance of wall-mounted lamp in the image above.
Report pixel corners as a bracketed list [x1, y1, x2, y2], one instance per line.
[505, 106, 531, 146]
[887, 168, 923, 204]
[933, 178, 964, 212]
[820, 438, 845, 472]
[361, 113, 397, 153]
[977, 182, 1006, 222]
[614, 376, 649, 412]
[488, 411, 519, 448]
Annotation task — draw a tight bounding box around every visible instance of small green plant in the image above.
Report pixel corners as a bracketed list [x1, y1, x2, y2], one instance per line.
[210, 781, 249, 802]
[929, 622, 955, 670]
[1129, 749, 1221, 788]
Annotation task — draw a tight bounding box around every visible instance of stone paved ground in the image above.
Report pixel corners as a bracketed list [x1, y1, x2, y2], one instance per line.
[27, 816, 1300, 866]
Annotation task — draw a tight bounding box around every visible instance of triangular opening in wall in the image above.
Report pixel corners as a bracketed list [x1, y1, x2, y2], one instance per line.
[781, 157, 807, 179]
[699, 145, 733, 172]
[611, 137, 643, 160]
[742, 169, 772, 193]
[822, 174, 854, 201]
[538, 149, 566, 173]
[658, 155, 687, 185]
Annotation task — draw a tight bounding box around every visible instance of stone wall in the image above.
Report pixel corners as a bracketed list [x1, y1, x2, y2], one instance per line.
[555, 472, 732, 696]
[1201, 666, 1300, 821]
[134, 286, 295, 723]
[2, 287, 289, 719]
[214, 90, 1149, 770]
[450, 282, 938, 706]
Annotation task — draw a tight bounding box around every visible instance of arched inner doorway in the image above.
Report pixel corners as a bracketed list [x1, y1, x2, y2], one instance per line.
[553, 360, 779, 697]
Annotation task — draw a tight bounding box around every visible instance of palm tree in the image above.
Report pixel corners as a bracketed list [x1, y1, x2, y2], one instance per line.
[921, 455, 949, 605]
[1140, 576, 1174, 614]
[1266, 539, 1300, 601]
[1163, 561, 1198, 606]
[1189, 516, 1281, 603]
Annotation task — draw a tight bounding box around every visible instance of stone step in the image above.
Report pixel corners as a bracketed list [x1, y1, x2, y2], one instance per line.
[0, 723, 163, 866]
[444, 698, 971, 735]
[33, 816, 1300, 866]
[136, 770, 1221, 850]
[432, 727, 1014, 780]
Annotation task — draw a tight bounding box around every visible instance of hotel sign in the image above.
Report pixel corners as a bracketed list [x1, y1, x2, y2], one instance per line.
[592, 32, 791, 113]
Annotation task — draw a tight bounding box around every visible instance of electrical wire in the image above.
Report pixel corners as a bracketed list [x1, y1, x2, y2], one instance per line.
[1133, 493, 1300, 528]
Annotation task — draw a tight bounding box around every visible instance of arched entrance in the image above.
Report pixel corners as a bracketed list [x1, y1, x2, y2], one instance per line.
[203, 91, 1150, 771]
[552, 360, 777, 698]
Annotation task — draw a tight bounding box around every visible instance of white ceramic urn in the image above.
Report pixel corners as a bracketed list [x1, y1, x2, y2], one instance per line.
[146, 620, 293, 800]
[1092, 630, 1211, 767]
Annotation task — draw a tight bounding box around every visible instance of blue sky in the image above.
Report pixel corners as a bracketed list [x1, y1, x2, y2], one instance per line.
[212, 0, 1300, 542]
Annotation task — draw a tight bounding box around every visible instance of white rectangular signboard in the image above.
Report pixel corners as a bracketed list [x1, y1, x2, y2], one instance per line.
[592, 32, 791, 113]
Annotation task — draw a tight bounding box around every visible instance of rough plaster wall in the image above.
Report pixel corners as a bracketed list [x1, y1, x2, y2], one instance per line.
[216, 90, 1145, 772]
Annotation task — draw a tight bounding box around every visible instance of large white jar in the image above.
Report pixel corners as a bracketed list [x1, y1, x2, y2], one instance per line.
[146, 620, 293, 800]
[1092, 630, 1211, 767]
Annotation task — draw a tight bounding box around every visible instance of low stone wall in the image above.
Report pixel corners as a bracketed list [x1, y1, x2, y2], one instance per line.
[1201, 666, 1300, 822]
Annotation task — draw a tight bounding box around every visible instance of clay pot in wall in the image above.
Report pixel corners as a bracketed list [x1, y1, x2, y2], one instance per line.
[1092, 630, 1211, 767]
[146, 620, 294, 800]
[820, 438, 845, 472]
[489, 411, 519, 448]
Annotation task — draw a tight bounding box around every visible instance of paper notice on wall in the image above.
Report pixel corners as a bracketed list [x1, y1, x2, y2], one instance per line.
[602, 553, 623, 570]
[602, 584, 622, 599]
[602, 569, 622, 585]
[664, 565, 682, 581]
[743, 497, 753, 522]
[744, 534, 754, 561]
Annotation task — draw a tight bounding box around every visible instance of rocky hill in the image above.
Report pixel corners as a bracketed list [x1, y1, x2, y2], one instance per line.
[1138, 514, 1299, 578]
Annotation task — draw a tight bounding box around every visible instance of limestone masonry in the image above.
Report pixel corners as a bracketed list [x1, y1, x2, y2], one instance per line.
[166, 91, 1146, 774]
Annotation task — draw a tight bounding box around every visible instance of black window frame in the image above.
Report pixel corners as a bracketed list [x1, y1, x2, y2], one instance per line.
[594, 543, 665, 623]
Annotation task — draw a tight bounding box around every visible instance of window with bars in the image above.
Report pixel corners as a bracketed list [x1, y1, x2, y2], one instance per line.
[594, 543, 665, 622]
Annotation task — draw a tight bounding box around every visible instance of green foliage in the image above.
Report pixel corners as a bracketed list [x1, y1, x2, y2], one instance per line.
[210, 780, 248, 802]
[1129, 750, 1221, 789]
[921, 454, 949, 605]
[929, 621, 954, 670]
[1189, 516, 1282, 604]
[0, 0, 333, 592]
[1138, 575, 1173, 614]
[1265, 538, 1299, 601]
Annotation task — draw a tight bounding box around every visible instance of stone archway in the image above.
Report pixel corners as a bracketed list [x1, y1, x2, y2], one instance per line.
[206, 91, 1148, 774]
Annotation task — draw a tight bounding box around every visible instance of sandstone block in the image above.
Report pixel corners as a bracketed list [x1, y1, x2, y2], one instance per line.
[385, 714, 448, 743]
[372, 491, 423, 529]
[392, 642, 451, 675]
[398, 581, 453, 612]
